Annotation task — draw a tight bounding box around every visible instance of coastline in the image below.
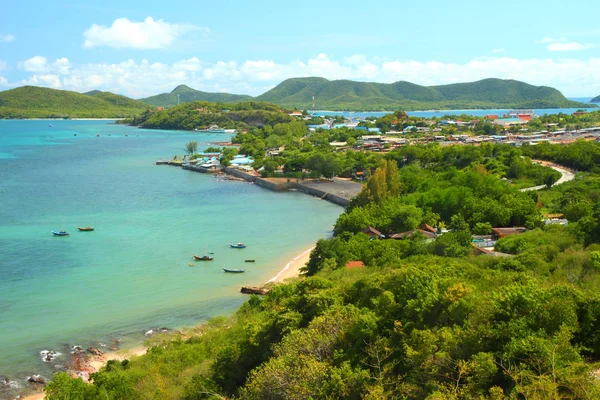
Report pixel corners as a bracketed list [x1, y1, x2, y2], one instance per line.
[21, 247, 311, 400]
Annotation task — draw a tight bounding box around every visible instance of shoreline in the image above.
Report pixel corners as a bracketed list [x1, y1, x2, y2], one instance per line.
[21, 247, 312, 400]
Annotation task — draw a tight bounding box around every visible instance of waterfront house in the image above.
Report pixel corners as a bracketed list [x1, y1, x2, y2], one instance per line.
[388, 229, 437, 240]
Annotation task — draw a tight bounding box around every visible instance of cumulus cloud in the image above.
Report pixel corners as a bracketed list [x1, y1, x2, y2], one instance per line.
[0, 34, 15, 42]
[83, 17, 207, 49]
[547, 42, 594, 51]
[539, 37, 595, 51]
[18, 56, 71, 74]
[11, 54, 600, 97]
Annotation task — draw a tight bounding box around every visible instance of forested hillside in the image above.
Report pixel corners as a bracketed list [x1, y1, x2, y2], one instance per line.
[140, 85, 252, 107]
[44, 138, 600, 399]
[0, 86, 150, 118]
[256, 77, 591, 110]
[592, 94, 600, 103]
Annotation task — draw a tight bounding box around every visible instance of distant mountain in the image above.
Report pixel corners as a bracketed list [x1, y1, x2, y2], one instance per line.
[255, 77, 592, 111]
[591, 95, 600, 103]
[141, 85, 252, 107]
[0, 86, 151, 118]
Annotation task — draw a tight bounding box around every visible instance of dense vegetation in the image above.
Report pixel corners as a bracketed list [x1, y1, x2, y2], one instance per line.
[255, 77, 591, 111]
[123, 101, 293, 131]
[0, 86, 150, 118]
[141, 85, 252, 107]
[44, 129, 600, 399]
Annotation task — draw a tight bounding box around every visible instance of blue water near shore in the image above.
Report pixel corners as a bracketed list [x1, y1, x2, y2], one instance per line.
[0, 120, 342, 396]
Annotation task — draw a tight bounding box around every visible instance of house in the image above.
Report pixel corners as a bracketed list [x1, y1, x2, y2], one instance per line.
[346, 260, 365, 269]
[388, 229, 437, 240]
[361, 226, 385, 239]
[493, 118, 528, 127]
[491, 227, 527, 240]
[419, 224, 437, 234]
[288, 110, 303, 117]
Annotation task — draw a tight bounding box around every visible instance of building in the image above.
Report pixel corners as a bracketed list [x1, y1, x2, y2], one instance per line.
[288, 111, 303, 117]
[388, 229, 437, 240]
[493, 118, 529, 127]
[491, 227, 527, 240]
[361, 226, 385, 239]
[346, 260, 365, 269]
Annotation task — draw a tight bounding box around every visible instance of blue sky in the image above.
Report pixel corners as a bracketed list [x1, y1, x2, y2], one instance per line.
[1, 0, 599, 98]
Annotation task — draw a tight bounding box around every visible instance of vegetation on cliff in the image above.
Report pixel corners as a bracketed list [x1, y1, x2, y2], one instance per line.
[0, 86, 150, 118]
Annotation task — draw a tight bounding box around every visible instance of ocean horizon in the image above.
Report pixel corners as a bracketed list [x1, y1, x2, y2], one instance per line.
[0, 120, 343, 397]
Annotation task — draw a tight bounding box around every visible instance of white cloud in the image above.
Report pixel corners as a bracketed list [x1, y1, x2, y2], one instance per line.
[11, 54, 600, 97]
[83, 17, 206, 49]
[490, 48, 506, 54]
[547, 42, 594, 51]
[0, 34, 15, 42]
[0, 76, 7, 86]
[22, 74, 62, 88]
[0, 60, 7, 71]
[18, 56, 71, 74]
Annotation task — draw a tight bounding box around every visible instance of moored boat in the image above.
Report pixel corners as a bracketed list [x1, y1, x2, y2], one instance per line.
[229, 243, 246, 249]
[223, 268, 245, 273]
[244, 259, 255, 262]
[52, 230, 69, 236]
[78, 226, 94, 231]
[193, 254, 214, 261]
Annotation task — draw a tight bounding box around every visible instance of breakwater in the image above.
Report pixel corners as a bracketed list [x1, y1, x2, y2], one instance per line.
[156, 160, 359, 207]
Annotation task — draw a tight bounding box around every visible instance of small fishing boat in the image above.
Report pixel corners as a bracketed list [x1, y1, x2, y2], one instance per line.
[223, 268, 245, 273]
[78, 226, 94, 232]
[193, 254, 213, 261]
[52, 230, 69, 236]
[244, 260, 255, 263]
[229, 243, 246, 249]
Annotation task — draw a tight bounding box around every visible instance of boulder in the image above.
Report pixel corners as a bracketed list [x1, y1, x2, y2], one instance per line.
[87, 347, 104, 356]
[28, 375, 45, 384]
[240, 286, 269, 295]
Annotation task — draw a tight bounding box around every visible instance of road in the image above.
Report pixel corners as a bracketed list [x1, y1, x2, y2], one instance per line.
[520, 161, 576, 192]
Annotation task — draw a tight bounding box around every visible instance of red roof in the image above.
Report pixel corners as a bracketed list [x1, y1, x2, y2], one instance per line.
[346, 260, 365, 269]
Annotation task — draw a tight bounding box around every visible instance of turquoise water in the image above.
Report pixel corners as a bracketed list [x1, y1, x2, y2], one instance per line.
[0, 120, 342, 396]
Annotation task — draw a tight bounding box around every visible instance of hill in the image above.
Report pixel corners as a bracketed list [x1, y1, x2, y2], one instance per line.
[255, 77, 592, 110]
[592, 95, 600, 103]
[0, 86, 150, 118]
[140, 84, 252, 107]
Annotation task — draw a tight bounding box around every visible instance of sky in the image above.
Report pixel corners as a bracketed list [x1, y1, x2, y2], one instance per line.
[0, 0, 599, 98]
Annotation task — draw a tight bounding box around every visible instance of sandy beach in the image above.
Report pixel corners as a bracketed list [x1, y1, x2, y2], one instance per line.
[267, 247, 313, 284]
[21, 248, 311, 399]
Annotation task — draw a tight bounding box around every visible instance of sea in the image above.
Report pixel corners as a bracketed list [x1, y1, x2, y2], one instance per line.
[0, 120, 343, 398]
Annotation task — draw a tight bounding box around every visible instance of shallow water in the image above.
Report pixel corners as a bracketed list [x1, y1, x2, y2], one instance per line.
[0, 120, 342, 396]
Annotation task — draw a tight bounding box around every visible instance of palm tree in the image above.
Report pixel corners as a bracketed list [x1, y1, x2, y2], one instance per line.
[184, 141, 198, 156]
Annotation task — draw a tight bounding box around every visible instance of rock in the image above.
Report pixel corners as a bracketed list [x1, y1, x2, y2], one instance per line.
[28, 375, 45, 385]
[1, 376, 10, 386]
[87, 347, 104, 356]
[40, 350, 61, 362]
[160, 327, 169, 333]
[109, 347, 119, 351]
[240, 286, 269, 295]
[71, 346, 85, 355]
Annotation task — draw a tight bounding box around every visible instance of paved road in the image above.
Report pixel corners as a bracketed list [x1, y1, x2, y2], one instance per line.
[520, 161, 576, 192]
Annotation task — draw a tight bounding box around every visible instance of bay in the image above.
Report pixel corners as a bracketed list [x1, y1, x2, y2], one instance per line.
[0, 120, 342, 395]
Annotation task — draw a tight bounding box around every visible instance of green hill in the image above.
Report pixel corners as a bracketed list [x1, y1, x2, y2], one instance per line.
[0, 86, 151, 118]
[256, 77, 592, 111]
[141, 84, 252, 107]
[591, 95, 600, 103]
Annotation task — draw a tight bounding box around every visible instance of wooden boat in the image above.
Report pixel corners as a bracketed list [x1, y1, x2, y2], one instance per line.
[223, 268, 245, 273]
[244, 260, 255, 263]
[78, 226, 94, 232]
[52, 230, 69, 236]
[229, 243, 246, 249]
[193, 254, 214, 261]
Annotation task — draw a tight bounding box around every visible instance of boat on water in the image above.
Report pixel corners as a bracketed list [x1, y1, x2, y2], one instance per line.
[229, 243, 246, 249]
[223, 268, 245, 273]
[193, 254, 214, 261]
[52, 230, 69, 236]
[244, 259, 255, 263]
[78, 226, 94, 232]
[196, 128, 225, 133]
